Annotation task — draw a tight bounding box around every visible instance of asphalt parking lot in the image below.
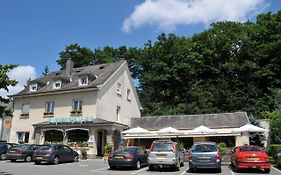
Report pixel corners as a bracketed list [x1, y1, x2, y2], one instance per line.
[1, 159, 281, 175]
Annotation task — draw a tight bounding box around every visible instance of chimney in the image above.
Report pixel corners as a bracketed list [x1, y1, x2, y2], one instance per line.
[65, 58, 74, 77]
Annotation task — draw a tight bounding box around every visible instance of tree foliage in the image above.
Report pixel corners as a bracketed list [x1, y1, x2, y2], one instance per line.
[0, 64, 18, 117]
[56, 11, 281, 118]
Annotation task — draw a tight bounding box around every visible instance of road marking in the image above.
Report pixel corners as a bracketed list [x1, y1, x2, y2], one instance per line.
[180, 167, 189, 175]
[90, 167, 109, 172]
[131, 167, 148, 174]
[79, 164, 88, 167]
[272, 166, 281, 173]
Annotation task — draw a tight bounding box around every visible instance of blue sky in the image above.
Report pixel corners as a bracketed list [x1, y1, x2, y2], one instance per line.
[1, 0, 281, 96]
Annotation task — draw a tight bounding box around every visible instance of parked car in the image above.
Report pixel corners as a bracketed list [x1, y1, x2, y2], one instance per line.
[33, 144, 79, 165]
[188, 142, 221, 173]
[6, 144, 39, 162]
[108, 146, 148, 170]
[148, 140, 184, 171]
[0, 142, 18, 160]
[231, 145, 270, 173]
[277, 150, 281, 168]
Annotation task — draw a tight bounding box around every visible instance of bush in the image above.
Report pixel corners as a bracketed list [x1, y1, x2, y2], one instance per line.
[104, 143, 113, 154]
[217, 142, 229, 155]
[266, 144, 281, 159]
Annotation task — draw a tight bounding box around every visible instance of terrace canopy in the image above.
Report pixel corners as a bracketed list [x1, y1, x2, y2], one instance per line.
[233, 123, 268, 133]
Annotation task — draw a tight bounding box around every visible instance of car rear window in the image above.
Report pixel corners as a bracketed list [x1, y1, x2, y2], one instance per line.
[13, 145, 29, 149]
[37, 145, 52, 150]
[114, 147, 136, 154]
[192, 144, 217, 152]
[240, 146, 261, 151]
[151, 142, 174, 152]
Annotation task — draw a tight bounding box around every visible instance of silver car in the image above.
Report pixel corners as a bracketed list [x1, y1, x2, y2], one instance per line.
[148, 140, 184, 171]
[188, 142, 221, 173]
[277, 150, 281, 168]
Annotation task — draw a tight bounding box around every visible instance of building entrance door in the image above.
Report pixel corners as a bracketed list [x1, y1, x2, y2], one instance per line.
[97, 132, 103, 156]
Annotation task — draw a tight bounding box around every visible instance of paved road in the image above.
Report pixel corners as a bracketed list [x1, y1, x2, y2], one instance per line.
[0, 160, 281, 175]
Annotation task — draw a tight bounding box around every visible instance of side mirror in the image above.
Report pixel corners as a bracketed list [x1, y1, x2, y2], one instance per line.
[144, 149, 150, 154]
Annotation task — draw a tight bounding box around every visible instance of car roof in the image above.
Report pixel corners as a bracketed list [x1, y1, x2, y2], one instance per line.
[193, 142, 217, 145]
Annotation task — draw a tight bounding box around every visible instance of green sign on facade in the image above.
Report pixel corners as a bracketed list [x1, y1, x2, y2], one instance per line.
[48, 116, 93, 124]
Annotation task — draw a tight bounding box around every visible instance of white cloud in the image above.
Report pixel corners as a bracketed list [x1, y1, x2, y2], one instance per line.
[0, 66, 37, 97]
[122, 0, 268, 32]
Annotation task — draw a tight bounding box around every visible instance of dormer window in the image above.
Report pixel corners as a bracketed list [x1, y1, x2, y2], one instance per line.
[117, 82, 122, 96]
[53, 80, 62, 89]
[79, 77, 88, 86]
[29, 84, 37, 92]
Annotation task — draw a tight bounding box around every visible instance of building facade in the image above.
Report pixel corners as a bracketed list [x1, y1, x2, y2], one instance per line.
[9, 60, 141, 158]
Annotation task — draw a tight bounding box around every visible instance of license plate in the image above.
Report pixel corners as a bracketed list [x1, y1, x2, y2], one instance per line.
[252, 166, 257, 168]
[9, 151, 16, 153]
[248, 157, 259, 161]
[115, 156, 123, 159]
[199, 159, 210, 162]
[157, 154, 167, 158]
[36, 157, 43, 160]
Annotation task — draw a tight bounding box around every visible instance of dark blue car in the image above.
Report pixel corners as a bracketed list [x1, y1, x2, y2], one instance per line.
[0, 142, 18, 160]
[108, 146, 148, 170]
[33, 144, 79, 165]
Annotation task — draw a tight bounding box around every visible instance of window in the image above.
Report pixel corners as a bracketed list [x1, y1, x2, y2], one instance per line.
[73, 100, 83, 111]
[127, 89, 131, 101]
[116, 106, 121, 122]
[22, 103, 30, 114]
[29, 84, 37, 92]
[45, 101, 54, 113]
[79, 77, 88, 86]
[17, 132, 29, 143]
[53, 80, 62, 89]
[117, 83, 122, 96]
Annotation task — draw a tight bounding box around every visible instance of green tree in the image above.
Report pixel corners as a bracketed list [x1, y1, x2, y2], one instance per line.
[57, 43, 95, 69]
[42, 65, 49, 76]
[0, 64, 18, 117]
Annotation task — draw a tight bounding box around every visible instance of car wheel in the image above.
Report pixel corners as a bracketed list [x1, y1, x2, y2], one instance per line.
[189, 168, 195, 173]
[34, 161, 41, 165]
[217, 168, 221, 173]
[0, 153, 6, 160]
[264, 168, 270, 174]
[174, 161, 180, 171]
[148, 165, 154, 171]
[180, 161, 184, 167]
[135, 160, 141, 170]
[109, 165, 116, 170]
[53, 156, 59, 165]
[25, 156, 32, 162]
[73, 155, 79, 162]
[234, 165, 240, 173]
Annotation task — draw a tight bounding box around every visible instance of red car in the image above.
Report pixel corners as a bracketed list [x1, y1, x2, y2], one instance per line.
[231, 145, 270, 173]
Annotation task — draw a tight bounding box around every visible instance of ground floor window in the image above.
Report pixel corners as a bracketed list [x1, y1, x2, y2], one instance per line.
[45, 130, 63, 143]
[67, 129, 89, 146]
[17, 132, 29, 143]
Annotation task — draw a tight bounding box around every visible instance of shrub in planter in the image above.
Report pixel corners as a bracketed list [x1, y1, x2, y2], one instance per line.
[217, 142, 229, 155]
[266, 144, 281, 163]
[80, 147, 87, 159]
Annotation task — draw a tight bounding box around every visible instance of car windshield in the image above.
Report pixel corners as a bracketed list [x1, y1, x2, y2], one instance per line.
[151, 142, 174, 152]
[192, 144, 217, 152]
[37, 145, 52, 150]
[114, 147, 136, 154]
[13, 145, 29, 149]
[240, 146, 261, 151]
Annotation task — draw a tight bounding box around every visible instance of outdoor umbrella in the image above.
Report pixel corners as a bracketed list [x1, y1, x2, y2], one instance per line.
[233, 123, 268, 133]
[155, 126, 184, 136]
[188, 125, 217, 134]
[122, 126, 152, 134]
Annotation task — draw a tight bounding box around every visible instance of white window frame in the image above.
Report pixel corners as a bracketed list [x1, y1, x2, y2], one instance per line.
[73, 100, 83, 111]
[127, 89, 131, 101]
[79, 77, 88, 86]
[116, 106, 121, 122]
[29, 84, 37, 92]
[53, 80, 62, 89]
[17, 132, 29, 143]
[22, 103, 30, 114]
[45, 101, 54, 113]
[117, 82, 122, 96]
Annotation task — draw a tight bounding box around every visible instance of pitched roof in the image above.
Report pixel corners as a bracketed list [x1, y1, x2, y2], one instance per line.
[131, 112, 249, 130]
[12, 60, 125, 97]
